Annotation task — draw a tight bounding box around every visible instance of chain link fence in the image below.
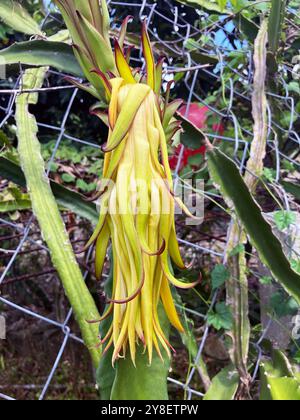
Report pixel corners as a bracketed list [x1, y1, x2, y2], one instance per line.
[0, 0, 299, 400]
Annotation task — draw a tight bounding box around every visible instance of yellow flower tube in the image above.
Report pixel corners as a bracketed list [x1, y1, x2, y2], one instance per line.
[91, 70, 199, 365]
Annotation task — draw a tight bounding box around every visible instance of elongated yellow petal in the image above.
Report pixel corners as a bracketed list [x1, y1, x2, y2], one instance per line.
[160, 276, 184, 332]
[160, 252, 199, 290]
[90, 66, 188, 365]
[104, 84, 151, 152]
[142, 21, 155, 90]
[168, 222, 186, 269]
[114, 39, 136, 84]
[95, 221, 110, 280]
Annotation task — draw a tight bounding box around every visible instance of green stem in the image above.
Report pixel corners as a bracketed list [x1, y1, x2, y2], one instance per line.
[226, 224, 250, 384]
[15, 67, 101, 367]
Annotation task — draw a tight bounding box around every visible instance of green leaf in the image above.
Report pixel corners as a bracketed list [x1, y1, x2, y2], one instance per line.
[229, 244, 245, 257]
[261, 352, 300, 401]
[0, 198, 31, 213]
[0, 156, 99, 225]
[207, 302, 233, 331]
[268, 377, 300, 400]
[270, 291, 299, 318]
[293, 350, 300, 364]
[110, 304, 170, 400]
[61, 173, 75, 183]
[260, 275, 273, 285]
[176, 113, 206, 150]
[263, 167, 276, 182]
[207, 148, 300, 305]
[76, 179, 96, 193]
[260, 349, 296, 400]
[0, 0, 42, 35]
[0, 41, 83, 77]
[204, 365, 239, 400]
[273, 211, 296, 231]
[217, 0, 228, 10]
[236, 15, 259, 43]
[177, 0, 232, 14]
[0, 129, 12, 149]
[49, 162, 59, 173]
[211, 264, 230, 290]
[291, 260, 300, 274]
[288, 81, 300, 95]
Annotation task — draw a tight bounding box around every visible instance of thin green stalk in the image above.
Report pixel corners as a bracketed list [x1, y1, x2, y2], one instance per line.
[15, 67, 101, 367]
[226, 225, 250, 386]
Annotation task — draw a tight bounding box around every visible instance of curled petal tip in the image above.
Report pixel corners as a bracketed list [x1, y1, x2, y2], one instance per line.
[101, 142, 109, 153]
[107, 273, 145, 304]
[142, 238, 166, 256]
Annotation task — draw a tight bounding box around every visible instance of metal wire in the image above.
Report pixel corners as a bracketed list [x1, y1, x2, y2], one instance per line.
[0, 0, 299, 400]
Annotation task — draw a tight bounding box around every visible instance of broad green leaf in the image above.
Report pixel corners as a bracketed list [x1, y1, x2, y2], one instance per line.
[291, 259, 300, 274]
[61, 173, 75, 183]
[110, 304, 171, 400]
[207, 148, 300, 305]
[177, 0, 232, 14]
[260, 349, 295, 400]
[211, 264, 230, 290]
[271, 350, 295, 378]
[273, 211, 296, 231]
[0, 129, 12, 148]
[0, 156, 99, 225]
[228, 244, 244, 257]
[176, 113, 206, 150]
[270, 291, 299, 318]
[0, 0, 42, 35]
[207, 302, 233, 331]
[0, 41, 83, 77]
[0, 198, 31, 213]
[235, 15, 259, 43]
[261, 351, 300, 401]
[217, 0, 228, 10]
[15, 67, 100, 366]
[268, 377, 300, 400]
[260, 276, 273, 285]
[204, 365, 239, 400]
[263, 167, 276, 182]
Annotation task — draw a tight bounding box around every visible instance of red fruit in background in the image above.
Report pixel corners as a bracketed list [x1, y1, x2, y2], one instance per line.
[169, 145, 206, 171]
[179, 103, 224, 136]
[169, 103, 224, 171]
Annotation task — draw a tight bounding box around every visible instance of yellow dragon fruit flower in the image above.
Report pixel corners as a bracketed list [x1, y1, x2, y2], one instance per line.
[53, 0, 198, 365]
[85, 23, 199, 365]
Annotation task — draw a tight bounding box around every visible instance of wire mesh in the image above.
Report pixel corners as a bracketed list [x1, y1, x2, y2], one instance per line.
[0, 0, 299, 400]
